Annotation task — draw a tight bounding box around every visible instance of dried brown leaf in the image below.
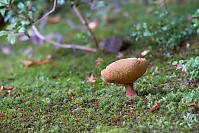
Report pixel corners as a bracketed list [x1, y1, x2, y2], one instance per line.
[95, 58, 103, 65]
[150, 101, 160, 111]
[47, 16, 61, 23]
[23, 59, 52, 67]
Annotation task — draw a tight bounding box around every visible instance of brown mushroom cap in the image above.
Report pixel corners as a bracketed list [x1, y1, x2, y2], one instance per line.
[101, 58, 147, 84]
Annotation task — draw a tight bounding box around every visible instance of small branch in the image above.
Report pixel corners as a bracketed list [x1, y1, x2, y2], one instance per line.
[32, 0, 57, 25]
[32, 25, 97, 52]
[73, 6, 98, 49]
[30, 0, 96, 52]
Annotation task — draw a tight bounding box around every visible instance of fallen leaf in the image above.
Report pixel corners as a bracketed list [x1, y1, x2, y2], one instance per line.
[50, 65, 56, 70]
[23, 61, 32, 67]
[88, 22, 98, 29]
[187, 103, 198, 108]
[176, 64, 182, 70]
[186, 83, 194, 89]
[116, 52, 124, 58]
[146, 7, 153, 13]
[0, 86, 5, 93]
[158, 84, 164, 88]
[7, 86, 14, 90]
[95, 58, 103, 65]
[23, 59, 52, 67]
[47, 16, 60, 23]
[186, 85, 192, 89]
[170, 88, 175, 91]
[0, 86, 14, 93]
[140, 50, 151, 57]
[150, 101, 160, 111]
[128, 104, 136, 108]
[88, 74, 96, 83]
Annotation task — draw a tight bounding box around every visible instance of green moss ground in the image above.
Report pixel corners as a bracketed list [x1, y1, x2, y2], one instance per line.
[0, 1, 199, 132]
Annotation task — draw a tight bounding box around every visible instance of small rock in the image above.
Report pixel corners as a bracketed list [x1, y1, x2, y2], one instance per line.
[99, 36, 129, 53]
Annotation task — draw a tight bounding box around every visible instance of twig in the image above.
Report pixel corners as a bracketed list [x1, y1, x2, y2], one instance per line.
[73, 6, 98, 49]
[33, 0, 57, 25]
[32, 25, 97, 52]
[31, 0, 96, 52]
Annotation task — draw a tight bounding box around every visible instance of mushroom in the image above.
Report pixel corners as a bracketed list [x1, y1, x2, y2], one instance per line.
[101, 58, 147, 98]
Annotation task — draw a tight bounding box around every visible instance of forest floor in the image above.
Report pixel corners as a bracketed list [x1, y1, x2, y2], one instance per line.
[0, 1, 199, 132]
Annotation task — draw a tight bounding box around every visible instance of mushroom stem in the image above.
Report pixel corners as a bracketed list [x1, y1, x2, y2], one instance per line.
[124, 83, 137, 98]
